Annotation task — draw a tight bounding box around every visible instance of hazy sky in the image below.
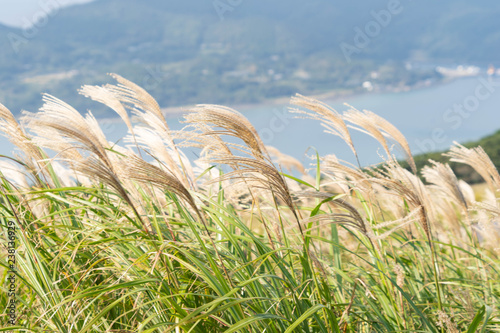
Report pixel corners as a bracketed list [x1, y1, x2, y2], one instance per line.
[0, 0, 95, 27]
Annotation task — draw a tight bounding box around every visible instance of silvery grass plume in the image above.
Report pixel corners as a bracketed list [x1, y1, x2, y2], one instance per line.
[370, 158, 434, 242]
[458, 180, 476, 208]
[372, 182, 407, 220]
[124, 126, 195, 190]
[22, 94, 147, 229]
[472, 186, 500, 243]
[318, 155, 404, 223]
[0, 103, 65, 222]
[79, 84, 134, 136]
[124, 153, 199, 217]
[0, 102, 52, 186]
[0, 103, 40, 160]
[472, 204, 500, 249]
[266, 145, 305, 174]
[183, 105, 306, 236]
[436, 310, 460, 333]
[183, 104, 269, 160]
[100, 73, 195, 188]
[315, 155, 351, 195]
[482, 187, 498, 208]
[208, 156, 302, 228]
[320, 154, 370, 191]
[319, 155, 388, 222]
[343, 105, 417, 174]
[472, 210, 500, 251]
[182, 104, 264, 192]
[433, 198, 462, 235]
[473, 188, 500, 243]
[105, 73, 164, 126]
[422, 161, 474, 243]
[178, 122, 233, 160]
[445, 142, 500, 194]
[0, 160, 29, 189]
[181, 104, 304, 243]
[422, 160, 468, 211]
[289, 94, 359, 165]
[23, 94, 109, 163]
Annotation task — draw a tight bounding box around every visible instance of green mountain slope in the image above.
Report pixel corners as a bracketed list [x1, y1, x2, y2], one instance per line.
[1, 0, 500, 115]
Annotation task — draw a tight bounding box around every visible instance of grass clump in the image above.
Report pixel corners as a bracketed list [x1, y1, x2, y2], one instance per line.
[0, 74, 499, 332]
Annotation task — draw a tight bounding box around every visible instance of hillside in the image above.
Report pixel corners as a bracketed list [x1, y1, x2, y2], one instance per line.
[2, 0, 500, 115]
[405, 130, 500, 184]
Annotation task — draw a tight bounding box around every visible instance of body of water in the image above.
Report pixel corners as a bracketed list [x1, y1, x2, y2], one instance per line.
[1, 76, 499, 167]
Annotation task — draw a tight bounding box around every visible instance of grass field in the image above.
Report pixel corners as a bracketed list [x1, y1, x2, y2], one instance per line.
[0, 74, 499, 332]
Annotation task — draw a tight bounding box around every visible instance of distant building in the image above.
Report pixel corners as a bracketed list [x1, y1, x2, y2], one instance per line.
[362, 81, 374, 91]
[436, 65, 480, 78]
[487, 65, 496, 76]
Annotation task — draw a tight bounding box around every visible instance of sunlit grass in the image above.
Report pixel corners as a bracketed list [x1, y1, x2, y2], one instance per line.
[0, 75, 499, 332]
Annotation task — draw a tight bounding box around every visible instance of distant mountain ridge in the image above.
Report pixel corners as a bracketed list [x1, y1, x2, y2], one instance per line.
[2, 0, 500, 115]
[13, 0, 500, 62]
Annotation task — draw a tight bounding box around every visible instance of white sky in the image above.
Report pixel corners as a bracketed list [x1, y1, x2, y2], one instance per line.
[0, 0, 95, 27]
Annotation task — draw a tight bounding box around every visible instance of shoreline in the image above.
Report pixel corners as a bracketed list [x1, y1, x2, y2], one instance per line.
[96, 89, 358, 124]
[161, 77, 451, 117]
[98, 77, 460, 124]
[157, 89, 357, 119]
